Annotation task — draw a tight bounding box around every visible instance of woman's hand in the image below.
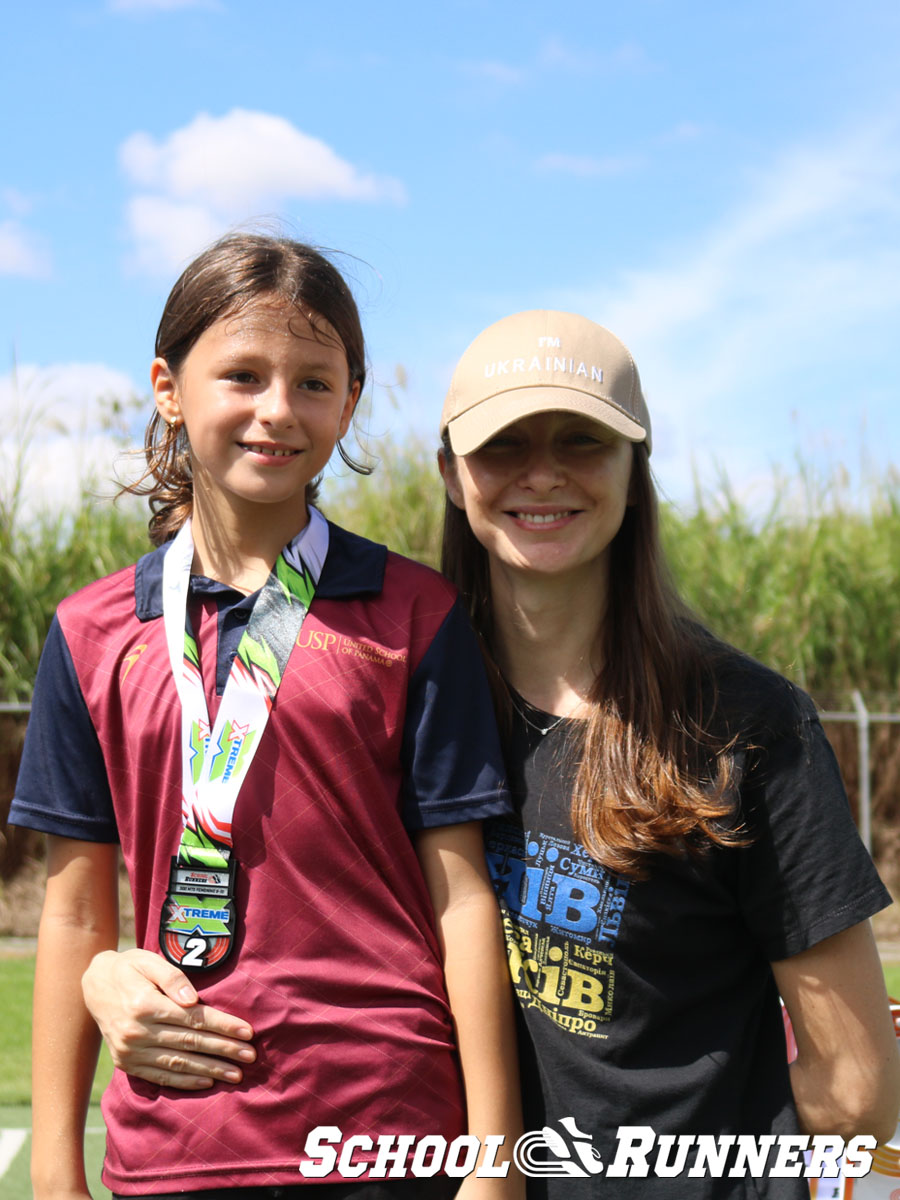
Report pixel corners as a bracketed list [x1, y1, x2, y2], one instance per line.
[82, 948, 256, 1090]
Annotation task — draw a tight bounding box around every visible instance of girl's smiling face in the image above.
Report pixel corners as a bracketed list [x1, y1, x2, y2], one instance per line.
[440, 411, 634, 588]
[152, 294, 359, 531]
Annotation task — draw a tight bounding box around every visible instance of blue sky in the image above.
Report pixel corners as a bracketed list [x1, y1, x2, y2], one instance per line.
[1, 0, 898, 514]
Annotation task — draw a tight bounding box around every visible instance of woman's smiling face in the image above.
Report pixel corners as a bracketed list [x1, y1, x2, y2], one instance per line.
[440, 410, 634, 587]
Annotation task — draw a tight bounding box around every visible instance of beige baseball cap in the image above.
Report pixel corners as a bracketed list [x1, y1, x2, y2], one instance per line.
[441, 309, 651, 456]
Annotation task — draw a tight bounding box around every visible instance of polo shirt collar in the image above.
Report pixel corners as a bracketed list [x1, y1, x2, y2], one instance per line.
[134, 519, 387, 622]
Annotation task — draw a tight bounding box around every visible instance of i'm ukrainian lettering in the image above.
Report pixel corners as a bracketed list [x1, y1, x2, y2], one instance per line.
[482, 358, 604, 381]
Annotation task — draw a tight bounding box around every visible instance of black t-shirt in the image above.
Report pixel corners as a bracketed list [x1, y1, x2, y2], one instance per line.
[484, 647, 891, 1200]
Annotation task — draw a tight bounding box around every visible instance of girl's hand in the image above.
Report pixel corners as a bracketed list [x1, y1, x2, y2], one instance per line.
[414, 823, 525, 1200]
[82, 948, 256, 1090]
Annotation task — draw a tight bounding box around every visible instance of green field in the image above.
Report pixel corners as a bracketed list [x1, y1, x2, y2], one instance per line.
[0, 955, 114, 1107]
[2, 955, 899, 1198]
[0, 1103, 110, 1200]
[0, 954, 113, 1197]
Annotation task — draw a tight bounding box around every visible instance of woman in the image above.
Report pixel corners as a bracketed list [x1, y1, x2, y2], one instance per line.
[82, 310, 899, 1197]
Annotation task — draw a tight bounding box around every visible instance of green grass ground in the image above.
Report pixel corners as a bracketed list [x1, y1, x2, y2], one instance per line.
[0, 1103, 110, 1199]
[0, 955, 114, 1107]
[0, 954, 113, 1198]
[2, 956, 899, 1199]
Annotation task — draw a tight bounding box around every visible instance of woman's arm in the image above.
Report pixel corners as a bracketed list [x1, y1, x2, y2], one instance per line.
[772, 919, 900, 1143]
[415, 820, 524, 1199]
[32, 837, 119, 1200]
[81, 949, 256, 1088]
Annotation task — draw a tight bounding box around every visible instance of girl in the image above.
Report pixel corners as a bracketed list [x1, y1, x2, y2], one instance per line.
[82, 310, 899, 1198]
[11, 235, 522, 1200]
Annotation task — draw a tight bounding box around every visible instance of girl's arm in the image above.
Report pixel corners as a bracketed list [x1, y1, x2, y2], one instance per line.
[32, 836, 119, 1200]
[414, 820, 524, 1199]
[772, 919, 900, 1143]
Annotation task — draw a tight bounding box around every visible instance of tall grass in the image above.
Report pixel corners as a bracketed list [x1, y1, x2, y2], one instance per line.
[0, 486, 150, 702]
[0, 386, 151, 701]
[1, 431, 899, 897]
[324, 432, 443, 569]
[2, 437, 898, 704]
[662, 462, 900, 703]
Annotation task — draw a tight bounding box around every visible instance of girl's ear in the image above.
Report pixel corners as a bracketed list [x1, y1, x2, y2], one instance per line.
[338, 380, 362, 439]
[151, 357, 181, 425]
[437, 447, 465, 510]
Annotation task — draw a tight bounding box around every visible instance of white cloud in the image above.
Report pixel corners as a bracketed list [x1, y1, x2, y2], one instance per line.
[0, 220, 51, 278]
[120, 109, 407, 275]
[457, 36, 652, 92]
[0, 433, 139, 513]
[535, 124, 700, 183]
[460, 60, 525, 86]
[0, 363, 144, 513]
[1, 188, 33, 217]
[0, 362, 141, 431]
[658, 122, 704, 145]
[538, 35, 655, 75]
[125, 195, 224, 276]
[120, 110, 404, 208]
[600, 123, 900, 347]
[109, 0, 218, 12]
[555, 118, 900, 502]
[535, 152, 643, 178]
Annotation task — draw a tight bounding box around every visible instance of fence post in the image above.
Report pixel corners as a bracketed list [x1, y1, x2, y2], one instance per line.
[851, 689, 871, 853]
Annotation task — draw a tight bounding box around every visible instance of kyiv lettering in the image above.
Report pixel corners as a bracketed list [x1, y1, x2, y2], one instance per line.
[489, 853, 630, 940]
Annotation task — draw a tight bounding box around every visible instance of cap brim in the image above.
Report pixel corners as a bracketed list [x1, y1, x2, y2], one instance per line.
[445, 386, 649, 456]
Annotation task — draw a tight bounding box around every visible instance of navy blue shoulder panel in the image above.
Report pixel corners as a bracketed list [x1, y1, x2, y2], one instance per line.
[9, 615, 118, 841]
[134, 542, 168, 621]
[400, 597, 511, 831]
[319, 521, 387, 597]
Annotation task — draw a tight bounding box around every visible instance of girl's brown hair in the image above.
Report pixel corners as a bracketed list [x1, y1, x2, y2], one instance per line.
[124, 233, 370, 545]
[440, 439, 744, 878]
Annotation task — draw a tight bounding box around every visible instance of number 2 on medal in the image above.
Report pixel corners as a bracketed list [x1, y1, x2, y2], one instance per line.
[182, 936, 208, 967]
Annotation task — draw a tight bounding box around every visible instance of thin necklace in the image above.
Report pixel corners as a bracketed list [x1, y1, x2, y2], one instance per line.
[508, 688, 582, 736]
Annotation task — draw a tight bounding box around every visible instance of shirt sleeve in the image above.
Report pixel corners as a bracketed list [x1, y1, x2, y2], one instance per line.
[8, 614, 118, 842]
[735, 698, 891, 961]
[400, 597, 512, 831]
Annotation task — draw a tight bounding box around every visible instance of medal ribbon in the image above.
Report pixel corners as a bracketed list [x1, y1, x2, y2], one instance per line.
[159, 507, 328, 968]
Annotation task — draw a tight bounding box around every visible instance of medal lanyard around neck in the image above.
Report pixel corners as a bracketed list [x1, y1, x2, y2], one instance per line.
[162, 506, 328, 867]
[158, 508, 327, 973]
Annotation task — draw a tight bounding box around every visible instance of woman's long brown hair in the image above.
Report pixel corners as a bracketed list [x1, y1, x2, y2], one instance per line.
[440, 440, 745, 878]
